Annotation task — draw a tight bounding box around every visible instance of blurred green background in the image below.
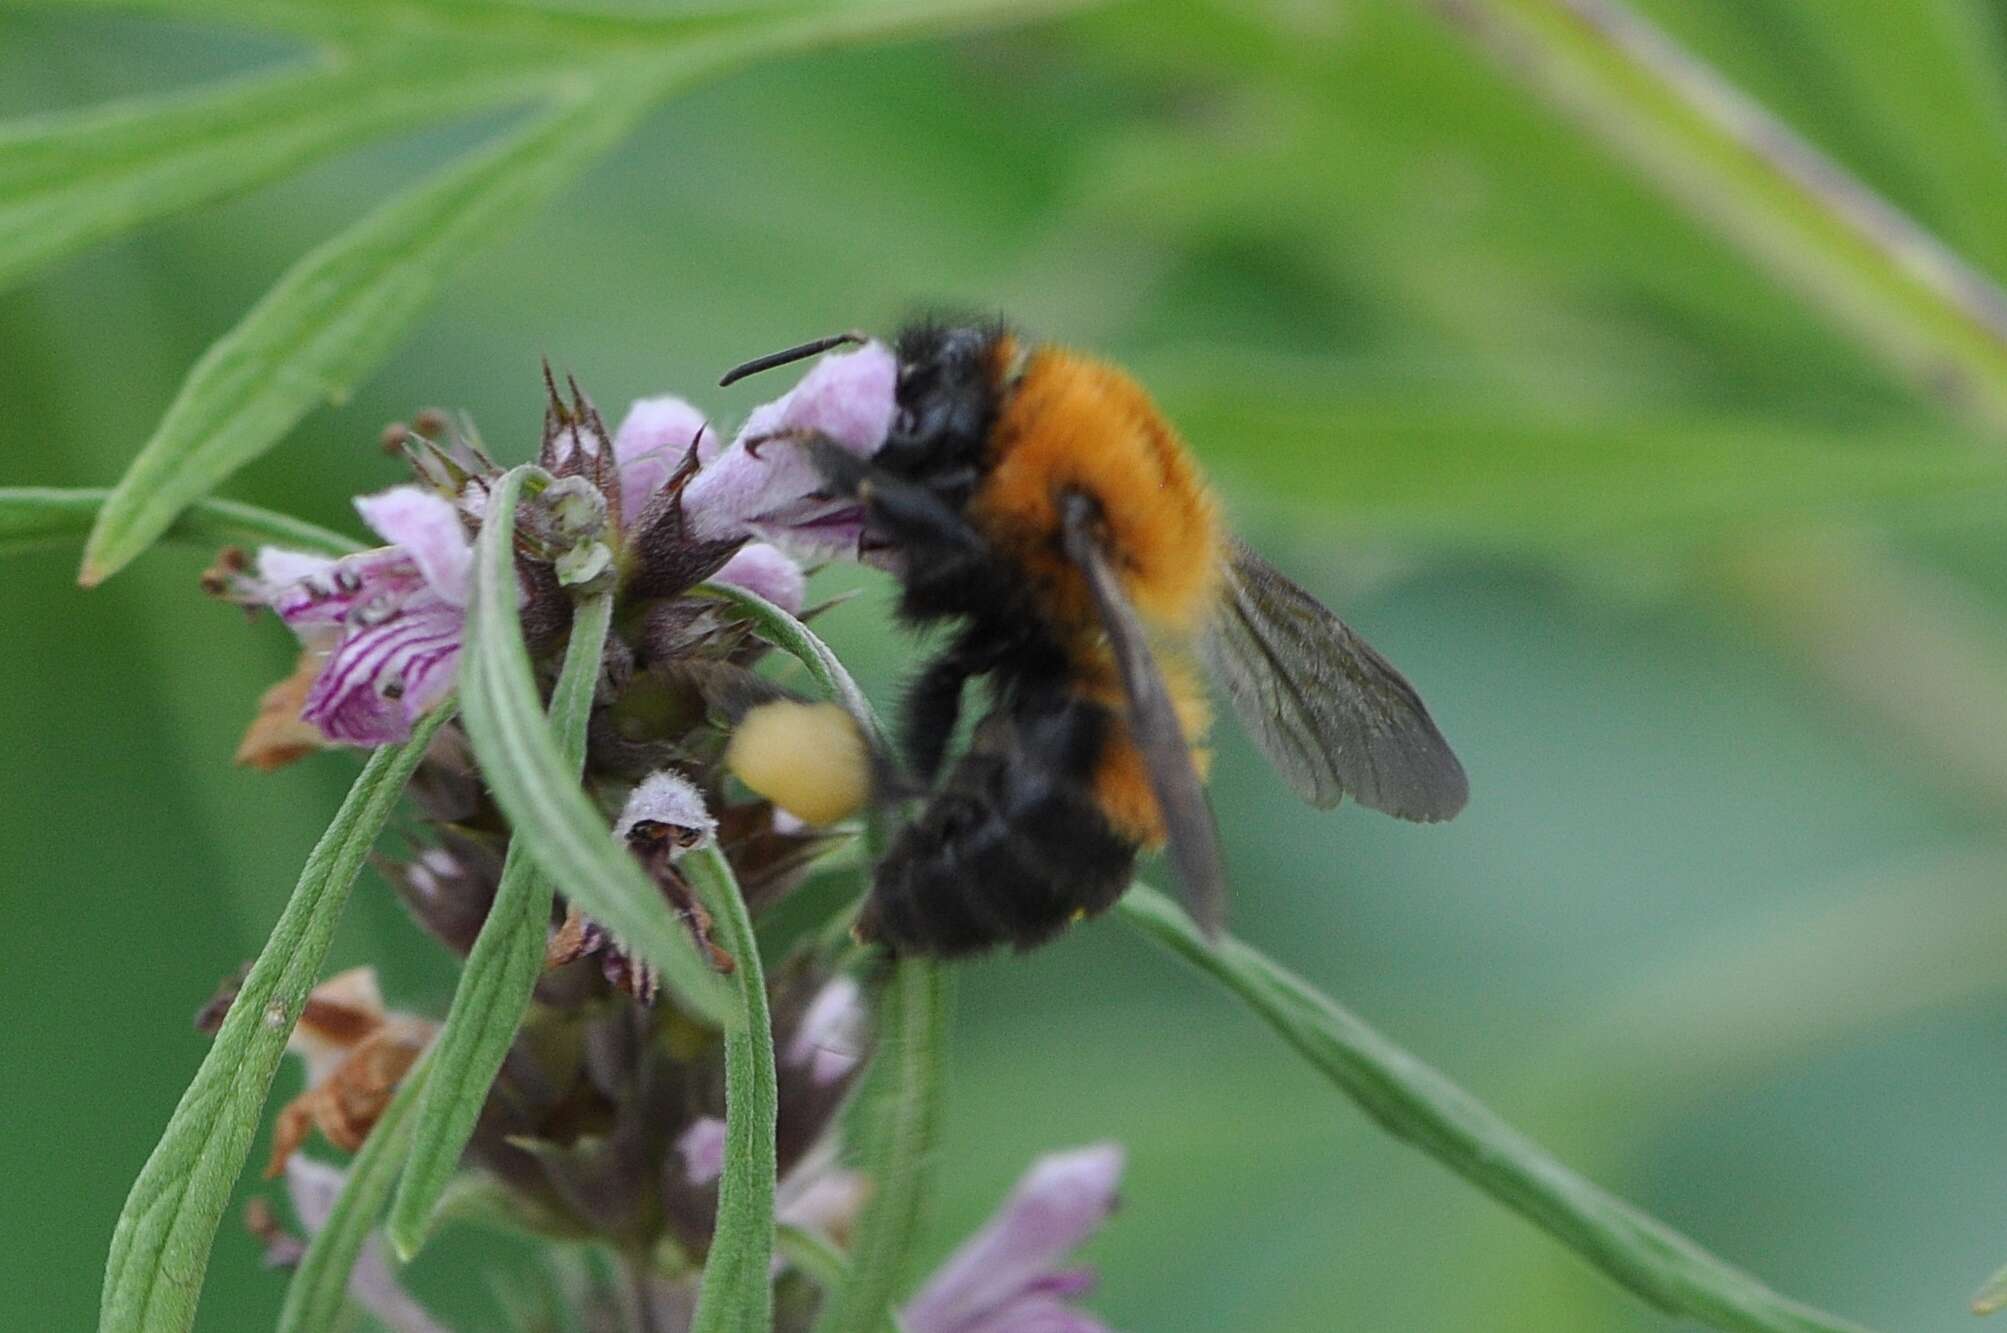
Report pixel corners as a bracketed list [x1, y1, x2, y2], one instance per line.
[9, 0, 2007, 1328]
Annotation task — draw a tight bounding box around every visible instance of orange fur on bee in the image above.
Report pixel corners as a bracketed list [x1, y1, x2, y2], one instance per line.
[973, 346, 1222, 638]
[1085, 654, 1213, 847]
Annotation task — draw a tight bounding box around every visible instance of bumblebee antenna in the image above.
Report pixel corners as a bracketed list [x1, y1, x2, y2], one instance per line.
[718, 331, 866, 387]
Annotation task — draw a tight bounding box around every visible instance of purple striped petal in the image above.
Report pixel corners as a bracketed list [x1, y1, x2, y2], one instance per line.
[300, 596, 464, 745]
[272, 548, 426, 629]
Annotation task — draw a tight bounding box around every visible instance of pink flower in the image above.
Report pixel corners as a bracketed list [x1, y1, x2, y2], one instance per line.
[263, 485, 473, 746]
[683, 339, 897, 560]
[902, 1144, 1125, 1333]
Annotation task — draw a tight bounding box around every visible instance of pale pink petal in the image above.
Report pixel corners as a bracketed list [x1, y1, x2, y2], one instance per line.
[681, 341, 896, 554]
[768, 340, 897, 452]
[676, 1116, 727, 1187]
[616, 769, 716, 844]
[256, 547, 337, 589]
[786, 975, 863, 1086]
[613, 395, 710, 521]
[355, 486, 473, 606]
[902, 1144, 1124, 1333]
[711, 542, 806, 614]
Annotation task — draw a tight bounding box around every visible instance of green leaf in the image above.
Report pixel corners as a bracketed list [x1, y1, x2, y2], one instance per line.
[77, 80, 656, 587]
[385, 589, 613, 1260]
[99, 707, 451, 1333]
[0, 486, 359, 557]
[810, 959, 950, 1333]
[275, 1048, 435, 1333]
[1425, 0, 2007, 439]
[1113, 884, 1881, 1333]
[457, 466, 736, 1026]
[685, 844, 778, 1333]
[0, 47, 558, 294]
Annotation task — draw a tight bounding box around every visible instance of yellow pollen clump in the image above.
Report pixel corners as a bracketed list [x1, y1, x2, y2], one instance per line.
[725, 700, 871, 826]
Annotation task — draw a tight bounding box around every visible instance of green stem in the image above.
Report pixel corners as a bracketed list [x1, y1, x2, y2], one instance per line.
[1114, 883, 1880, 1333]
[0, 487, 360, 557]
[684, 844, 779, 1333]
[1423, 0, 2007, 435]
[809, 959, 950, 1333]
[386, 589, 614, 1260]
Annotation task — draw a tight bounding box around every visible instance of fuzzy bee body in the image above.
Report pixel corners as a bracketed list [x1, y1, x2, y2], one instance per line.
[727, 319, 1468, 957]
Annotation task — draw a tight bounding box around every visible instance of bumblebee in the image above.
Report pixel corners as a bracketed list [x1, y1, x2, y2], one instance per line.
[720, 320, 1467, 956]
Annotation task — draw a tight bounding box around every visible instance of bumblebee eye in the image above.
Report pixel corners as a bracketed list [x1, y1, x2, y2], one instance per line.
[892, 406, 918, 437]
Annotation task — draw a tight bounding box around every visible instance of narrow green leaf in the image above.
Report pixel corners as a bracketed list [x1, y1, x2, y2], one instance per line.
[695, 580, 886, 745]
[1114, 884, 1880, 1333]
[810, 959, 949, 1333]
[79, 81, 655, 587]
[458, 466, 736, 1026]
[1420, 0, 2007, 438]
[386, 589, 613, 1260]
[275, 1048, 435, 1333]
[99, 707, 451, 1333]
[685, 844, 778, 1333]
[0, 487, 359, 557]
[0, 48, 557, 293]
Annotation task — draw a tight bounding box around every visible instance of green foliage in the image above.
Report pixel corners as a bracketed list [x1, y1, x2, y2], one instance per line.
[386, 590, 613, 1261]
[685, 844, 780, 1333]
[14, 0, 2007, 1327]
[1115, 884, 1877, 1333]
[99, 709, 451, 1333]
[457, 465, 736, 1025]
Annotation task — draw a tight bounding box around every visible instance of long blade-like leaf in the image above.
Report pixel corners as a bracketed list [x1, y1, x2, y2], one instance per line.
[78, 81, 654, 587]
[0, 486, 359, 556]
[0, 48, 556, 294]
[99, 707, 451, 1333]
[385, 589, 612, 1260]
[457, 466, 736, 1025]
[810, 958, 949, 1333]
[1114, 884, 1880, 1333]
[276, 1047, 437, 1333]
[1417, 0, 2007, 438]
[685, 844, 778, 1333]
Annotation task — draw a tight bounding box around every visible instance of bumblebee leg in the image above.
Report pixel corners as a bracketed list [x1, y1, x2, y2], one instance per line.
[903, 641, 983, 781]
[804, 439, 984, 554]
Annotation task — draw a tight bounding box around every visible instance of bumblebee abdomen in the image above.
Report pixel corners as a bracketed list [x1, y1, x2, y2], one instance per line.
[858, 689, 1138, 957]
[972, 348, 1222, 636]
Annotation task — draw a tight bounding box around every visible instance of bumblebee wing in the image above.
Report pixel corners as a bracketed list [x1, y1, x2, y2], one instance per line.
[1203, 538, 1467, 822]
[1060, 495, 1227, 936]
